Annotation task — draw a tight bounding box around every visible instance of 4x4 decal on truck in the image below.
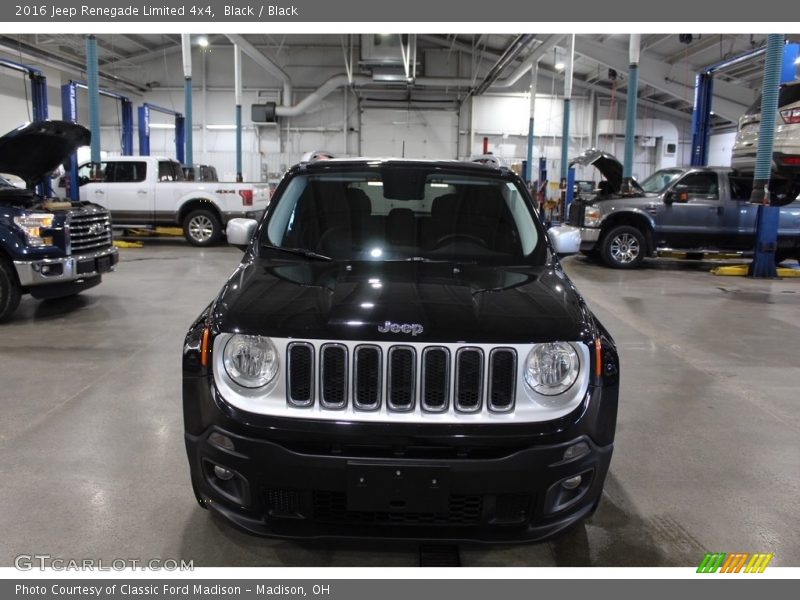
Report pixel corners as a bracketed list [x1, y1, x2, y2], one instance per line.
[377, 321, 424, 336]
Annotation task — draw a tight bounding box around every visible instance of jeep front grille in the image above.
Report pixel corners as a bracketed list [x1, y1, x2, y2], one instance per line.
[68, 209, 112, 253]
[285, 342, 517, 415]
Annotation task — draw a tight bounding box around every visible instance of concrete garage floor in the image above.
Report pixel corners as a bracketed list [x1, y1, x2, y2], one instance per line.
[1, 241, 798, 568]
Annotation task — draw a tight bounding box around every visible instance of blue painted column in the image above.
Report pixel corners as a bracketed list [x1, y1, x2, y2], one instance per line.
[182, 34, 194, 167]
[623, 34, 640, 184]
[85, 36, 102, 173]
[749, 34, 785, 278]
[560, 35, 575, 182]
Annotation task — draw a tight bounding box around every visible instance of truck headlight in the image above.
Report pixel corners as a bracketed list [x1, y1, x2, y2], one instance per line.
[13, 213, 55, 246]
[523, 342, 580, 396]
[583, 206, 601, 227]
[223, 334, 279, 388]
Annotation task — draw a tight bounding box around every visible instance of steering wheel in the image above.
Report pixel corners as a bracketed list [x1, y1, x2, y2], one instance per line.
[432, 233, 488, 249]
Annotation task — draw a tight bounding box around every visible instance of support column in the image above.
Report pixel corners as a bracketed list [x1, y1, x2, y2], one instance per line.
[234, 44, 243, 183]
[182, 34, 194, 167]
[85, 36, 101, 177]
[560, 34, 575, 182]
[525, 61, 538, 185]
[623, 34, 640, 185]
[750, 34, 786, 278]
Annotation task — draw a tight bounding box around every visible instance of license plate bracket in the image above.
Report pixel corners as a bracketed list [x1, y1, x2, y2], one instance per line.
[346, 462, 450, 513]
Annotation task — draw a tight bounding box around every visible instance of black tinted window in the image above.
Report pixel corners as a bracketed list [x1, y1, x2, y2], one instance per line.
[675, 173, 719, 198]
[745, 83, 800, 115]
[105, 161, 147, 183]
[729, 176, 754, 200]
[158, 161, 184, 181]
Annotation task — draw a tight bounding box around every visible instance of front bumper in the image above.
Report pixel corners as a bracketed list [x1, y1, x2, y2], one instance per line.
[183, 378, 618, 543]
[579, 227, 601, 252]
[13, 246, 118, 289]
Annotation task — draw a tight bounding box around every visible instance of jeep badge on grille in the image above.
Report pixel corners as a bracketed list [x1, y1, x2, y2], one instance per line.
[378, 321, 424, 336]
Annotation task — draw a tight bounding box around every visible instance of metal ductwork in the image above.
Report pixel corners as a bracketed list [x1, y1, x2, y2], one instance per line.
[226, 34, 292, 106]
[473, 34, 536, 95]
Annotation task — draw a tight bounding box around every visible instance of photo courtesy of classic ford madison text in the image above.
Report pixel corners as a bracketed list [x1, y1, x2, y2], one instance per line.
[0, 32, 797, 568]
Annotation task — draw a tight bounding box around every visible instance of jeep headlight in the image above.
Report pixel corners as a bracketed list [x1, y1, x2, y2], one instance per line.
[14, 213, 54, 246]
[523, 342, 580, 396]
[583, 206, 601, 227]
[223, 334, 279, 388]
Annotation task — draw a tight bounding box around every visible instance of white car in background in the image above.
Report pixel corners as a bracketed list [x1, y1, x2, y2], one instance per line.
[732, 82, 800, 179]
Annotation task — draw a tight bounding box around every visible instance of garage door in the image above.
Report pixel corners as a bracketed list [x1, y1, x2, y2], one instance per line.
[360, 108, 458, 159]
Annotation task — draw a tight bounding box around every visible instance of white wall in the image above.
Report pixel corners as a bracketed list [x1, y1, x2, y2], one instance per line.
[708, 131, 737, 167]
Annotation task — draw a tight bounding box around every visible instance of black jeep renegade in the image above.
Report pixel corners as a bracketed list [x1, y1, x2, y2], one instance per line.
[182, 158, 619, 542]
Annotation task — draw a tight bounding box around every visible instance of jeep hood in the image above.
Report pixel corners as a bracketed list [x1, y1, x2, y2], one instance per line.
[569, 148, 643, 195]
[211, 260, 592, 344]
[0, 121, 90, 187]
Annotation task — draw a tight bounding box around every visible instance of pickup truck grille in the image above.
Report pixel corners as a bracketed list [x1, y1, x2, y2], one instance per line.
[286, 342, 518, 415]
[69, 209, 113, 253]
[566, 200, 584, 227]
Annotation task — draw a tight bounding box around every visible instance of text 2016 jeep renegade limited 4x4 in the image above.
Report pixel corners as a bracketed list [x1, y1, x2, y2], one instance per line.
[182, 158, 619, 542]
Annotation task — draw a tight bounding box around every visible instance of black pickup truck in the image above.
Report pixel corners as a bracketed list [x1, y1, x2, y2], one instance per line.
[0, 121, 118, 322]
[566, 149, 800, 268]
[182, 157, 619, 542]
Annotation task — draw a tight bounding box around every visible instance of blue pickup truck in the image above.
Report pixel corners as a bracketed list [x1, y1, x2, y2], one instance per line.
[0, 121, 118, 322]
[566, 149, 800, 268]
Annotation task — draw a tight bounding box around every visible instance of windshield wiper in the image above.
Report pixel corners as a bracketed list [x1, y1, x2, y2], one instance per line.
[260, 244, 333, 262]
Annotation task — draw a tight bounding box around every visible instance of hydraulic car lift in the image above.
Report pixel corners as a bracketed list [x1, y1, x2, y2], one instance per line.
[61, 80, 134, 201]
[137, 103, 186, 164]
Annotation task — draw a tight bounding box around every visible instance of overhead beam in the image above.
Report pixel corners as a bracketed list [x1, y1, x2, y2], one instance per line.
[665, 35, 726, 65]
[573, 36, 751, 122]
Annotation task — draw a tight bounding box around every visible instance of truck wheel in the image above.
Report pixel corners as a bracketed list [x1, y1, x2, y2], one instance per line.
[183, 209, 221, 247]
[600, 225, 646, 269]
[0, 260, 22, 323]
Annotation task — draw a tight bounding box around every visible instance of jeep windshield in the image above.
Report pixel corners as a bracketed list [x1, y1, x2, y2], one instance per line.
[639, 168, 683, 193]
[261, 165, 547, 265]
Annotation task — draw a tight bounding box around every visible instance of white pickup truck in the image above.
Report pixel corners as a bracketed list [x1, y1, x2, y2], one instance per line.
[74, 156, 270, 246]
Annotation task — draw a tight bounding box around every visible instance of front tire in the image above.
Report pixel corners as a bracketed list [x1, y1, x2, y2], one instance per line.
[0, 260, 22, 323]
[600, 225, 646, 269]
[183, 209, 222, 247]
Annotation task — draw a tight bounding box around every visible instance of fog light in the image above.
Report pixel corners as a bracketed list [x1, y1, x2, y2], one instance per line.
[563, 442, 590, 461]
[562, 475, 582, 490]
[208, 432, 235, 451]
[214, 465, 235, 481]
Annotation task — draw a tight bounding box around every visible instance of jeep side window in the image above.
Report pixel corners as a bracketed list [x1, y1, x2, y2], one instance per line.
[673, 173, 719, 199]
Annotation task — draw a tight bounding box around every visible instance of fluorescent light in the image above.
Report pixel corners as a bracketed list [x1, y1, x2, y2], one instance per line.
[206, 125, 237, 130]
[555, 62, 566, 71]
[197, 36, 209, 48]
[149, 123, 175, 129]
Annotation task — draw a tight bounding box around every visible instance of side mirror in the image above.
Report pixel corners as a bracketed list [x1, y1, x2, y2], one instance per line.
[226, 218, 258, 250]
[547, 225, 581, 256]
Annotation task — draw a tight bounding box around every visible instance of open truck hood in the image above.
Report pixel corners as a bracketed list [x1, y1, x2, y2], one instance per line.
[0, 121, 90, 188]
[569, 148, 643, 195]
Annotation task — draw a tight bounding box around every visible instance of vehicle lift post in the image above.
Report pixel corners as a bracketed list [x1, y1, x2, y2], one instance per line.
[61, 81, 134, 201]
[749, 34, 785, 278]
[137, 103, 186, 164]
[0, 58, 49, 197]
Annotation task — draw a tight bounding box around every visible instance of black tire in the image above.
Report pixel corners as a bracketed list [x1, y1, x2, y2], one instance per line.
[600, 225, 647, 269]
[183, 209, 222, 247]
[0, 260, 22, 323]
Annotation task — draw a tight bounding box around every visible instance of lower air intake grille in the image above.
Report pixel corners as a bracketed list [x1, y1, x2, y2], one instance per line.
[264, 488, 303, 518]
[312, 491, 483, 526]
